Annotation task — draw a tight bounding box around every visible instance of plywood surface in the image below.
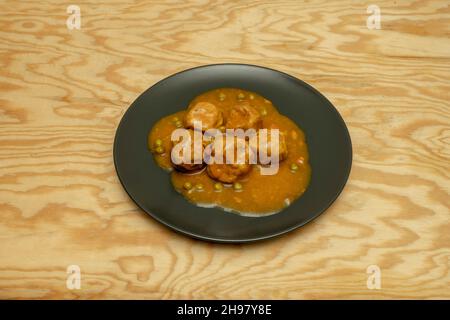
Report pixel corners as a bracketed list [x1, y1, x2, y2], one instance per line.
[0, 0, 449, 299]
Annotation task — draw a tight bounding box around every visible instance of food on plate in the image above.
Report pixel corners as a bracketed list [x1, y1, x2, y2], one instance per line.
[148, 88, 311, 215]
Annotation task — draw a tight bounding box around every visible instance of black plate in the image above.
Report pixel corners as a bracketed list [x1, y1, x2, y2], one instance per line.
[114, 64, 352, 243]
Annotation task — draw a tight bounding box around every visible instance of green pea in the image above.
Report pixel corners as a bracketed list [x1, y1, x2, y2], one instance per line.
[195, 183, 204, 191]
[175, 120, 183, 128]
[290, 163, 298, 172]
[219, 93, 226, 101]
[183, 182, 193, 190]
[154, 146, 165, 154]
[237, 93, 245, 100]
[233, 182, 243, 191]
[214, 183, 223, 191]
[154, 139, 163, 147]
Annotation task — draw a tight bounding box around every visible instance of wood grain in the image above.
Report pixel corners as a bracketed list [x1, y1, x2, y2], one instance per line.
[0, 0, 449, 299]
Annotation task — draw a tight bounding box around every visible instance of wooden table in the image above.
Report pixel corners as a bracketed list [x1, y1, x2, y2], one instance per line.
[0, 0, 448, 299]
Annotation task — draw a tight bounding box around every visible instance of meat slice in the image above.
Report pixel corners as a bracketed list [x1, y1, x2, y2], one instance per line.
[184, 101, 223, 131]
[171, 129, 205, 172]
[207, 163, 251, 184]
[256, 130, 288, 162]
[225, 102, 262, 130]
[206, 136, 252, 183]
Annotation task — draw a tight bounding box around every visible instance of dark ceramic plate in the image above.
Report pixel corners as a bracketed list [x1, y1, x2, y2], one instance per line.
[114, 64, 352, 243]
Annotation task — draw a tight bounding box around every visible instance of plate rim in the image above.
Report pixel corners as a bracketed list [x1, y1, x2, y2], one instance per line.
[113, 63, 353, 243]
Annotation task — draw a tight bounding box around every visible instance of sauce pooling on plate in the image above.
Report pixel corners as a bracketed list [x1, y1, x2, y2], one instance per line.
[148, 88, 311, 215]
